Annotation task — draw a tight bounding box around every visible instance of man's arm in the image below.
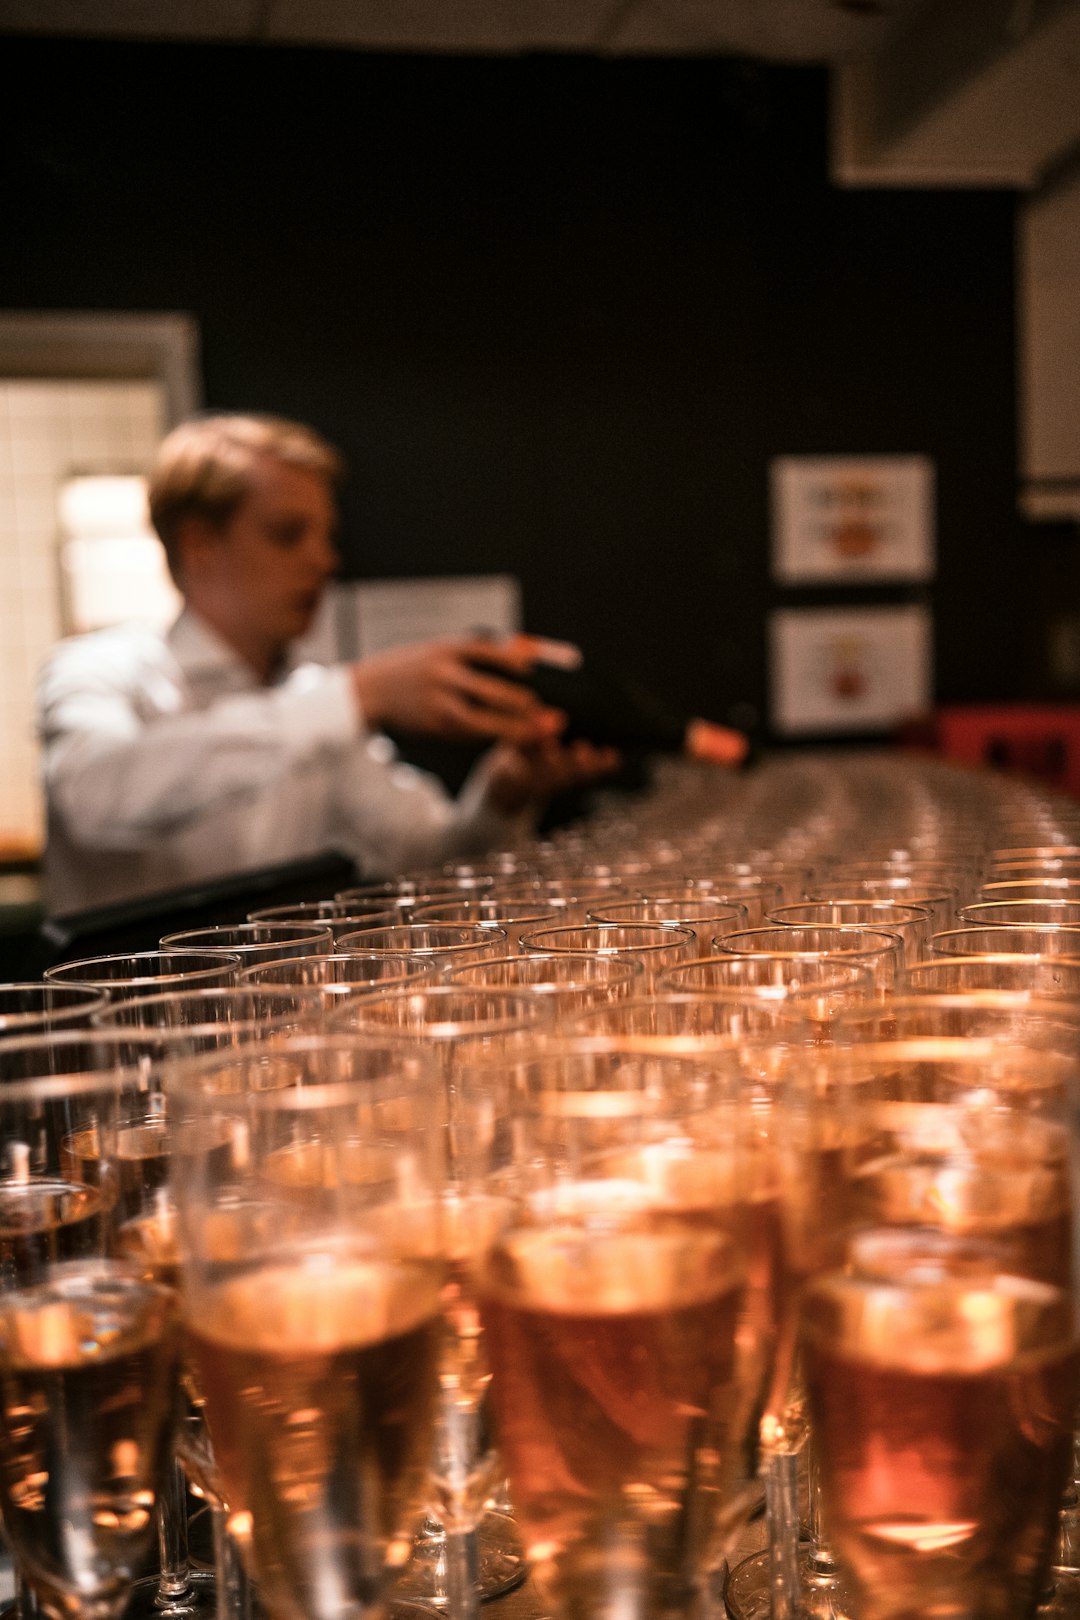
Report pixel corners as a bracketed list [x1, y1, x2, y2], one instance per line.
[39, 645, 359, 851]
[328, 732, 621, 878]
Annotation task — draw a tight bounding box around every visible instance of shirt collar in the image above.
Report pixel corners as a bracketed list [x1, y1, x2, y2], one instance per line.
[166, 608, 301, 688]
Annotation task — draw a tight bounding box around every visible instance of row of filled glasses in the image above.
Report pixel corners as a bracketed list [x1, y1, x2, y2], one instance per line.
[5, 749, 1080, 1620]
[3, 1015, 1080, 1620]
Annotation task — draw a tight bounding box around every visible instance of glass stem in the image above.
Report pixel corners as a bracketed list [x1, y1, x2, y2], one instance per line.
[440, 1526, 480, 1620]
[211, 1507, 251, 1620]
[765, 1448, 802, 1620]
[15, 1569, 43, 1620]
[805, 1441, 838, 1576]
[155, 1458, 194, 1613]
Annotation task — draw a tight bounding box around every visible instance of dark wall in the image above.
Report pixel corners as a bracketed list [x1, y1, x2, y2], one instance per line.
[0, 36, 1044, 737]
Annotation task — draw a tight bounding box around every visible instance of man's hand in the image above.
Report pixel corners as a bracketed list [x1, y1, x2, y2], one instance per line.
[350, 637, 564, 745]
[483, 736, 622, 816]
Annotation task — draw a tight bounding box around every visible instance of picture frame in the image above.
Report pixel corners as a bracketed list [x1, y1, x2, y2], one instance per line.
[769, 604, 933, 736]
[770, 454, 935, 584]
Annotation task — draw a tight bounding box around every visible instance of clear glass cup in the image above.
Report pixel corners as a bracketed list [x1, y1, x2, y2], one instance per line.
[159, 923, 333, 963]
[636, 878, 782, 928]
[790, 1038, 1079, 1620]
[335, 922, 509, 967]
[988, 847, 1080, 869]
[518, 923, 698, 979]
[409, 898, 563, 951]
[334, 877, 449, 905]
[959, 899, 1080, 929]
[659, 953, 875, 999]
[806, 876, 960, 934]
[977, 879, 1080, 903]
[0, 980, 109, 1034]
[170, 1036, 447, 1620]
[564, 991, 805, 1043]
[330, 986, 550, 1614]
[44, 950, 242, 996]
[929, 926, 1080, 959]
[477, 1036, 780, 1620]
[239, 950, 436, 1004]
[766, 901, 932, 966]
[713, 926, 904, 991]
[586, 896, 749, 940]
[0, 1055, 182, 1620]
[92, 982, 319, 1034]
[907, 954, 1080, 995]
[445, 952, 644, 1019]
[246, 898, 401, 931]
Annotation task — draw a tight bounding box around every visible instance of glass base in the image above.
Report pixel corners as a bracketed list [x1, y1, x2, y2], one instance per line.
[1038, 1568, 1080, 1617]
[724, 1546, 858, 1620]
[394, 1512, 527, 1608]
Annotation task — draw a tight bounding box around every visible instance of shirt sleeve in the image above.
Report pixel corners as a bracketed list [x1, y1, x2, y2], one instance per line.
[328, 739, 533, 877]
[38, 642, 361, 852]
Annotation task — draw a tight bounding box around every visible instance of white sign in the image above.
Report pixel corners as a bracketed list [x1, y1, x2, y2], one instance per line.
[292, 574, 523, 665]
[771, 455, 935, 584]
[770, 604, 933, 736]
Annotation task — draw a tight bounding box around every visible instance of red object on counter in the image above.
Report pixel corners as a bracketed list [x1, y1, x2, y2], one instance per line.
[932, 705, 1080, 798]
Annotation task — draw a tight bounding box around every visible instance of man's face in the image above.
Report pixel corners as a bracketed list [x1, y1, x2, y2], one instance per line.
[183, 453, 341, 659]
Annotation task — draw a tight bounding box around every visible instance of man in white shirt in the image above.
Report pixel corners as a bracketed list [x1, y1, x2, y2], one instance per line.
[38, 414, 617, 913]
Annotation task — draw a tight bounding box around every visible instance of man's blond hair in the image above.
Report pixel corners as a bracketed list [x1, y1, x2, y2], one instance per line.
[149, 414, 344, 582]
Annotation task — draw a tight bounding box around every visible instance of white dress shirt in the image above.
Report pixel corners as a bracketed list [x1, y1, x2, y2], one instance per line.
[37, 609, 521, 914]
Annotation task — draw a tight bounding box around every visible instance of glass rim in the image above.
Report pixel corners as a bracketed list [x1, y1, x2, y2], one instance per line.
[329, 984, 551, 1036]
[159, 923, 335, 950]
[445, 950, 644, 984]
[0, 980, 111, 1027]
[43, 949, 243, 985]
[767, 901, 932, 924]
[335, 922, 510, 952]
[518, 922, 698, 952]
[92, 984, 322, 1021]
[167, 1030, 442, 1109]
[0, 1031, 148, 1100]
[713, 926, 903, 958]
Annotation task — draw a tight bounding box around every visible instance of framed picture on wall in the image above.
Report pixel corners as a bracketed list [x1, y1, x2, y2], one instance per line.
[769, 604, 933, 736]
[770, 455, 935, 584]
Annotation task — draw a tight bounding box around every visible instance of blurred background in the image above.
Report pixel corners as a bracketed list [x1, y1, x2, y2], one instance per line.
[2, 0, 1080, 874]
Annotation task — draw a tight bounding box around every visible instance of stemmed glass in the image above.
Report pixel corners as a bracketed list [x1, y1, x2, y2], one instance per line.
[238, 951, 436, 1007]
[56, 998, 309, 1620]
[518, 923, 699, 980]
[713, 927, 904, 993]
[335, 923, 509, 968]
[0, 1048, 182, 1620]
[170, 1035, 448, 1620]
[159, 924, 333, 964]
[765, 902, 932, 968]
[586, 897, 749, 942]
[332, 986, 552, 1616]
[475, 1035, 782, 1620]
[445, 952, 643, 1019]
[409, 898, 564, 952]
[790, 1037, 1080, 1620]
[0, 982, 108, 1034]
[44, 952, 242, 996]
[959, 899, 1080, 930]
[929, 926, 1080, 959]
[907, 955, 1080, 995]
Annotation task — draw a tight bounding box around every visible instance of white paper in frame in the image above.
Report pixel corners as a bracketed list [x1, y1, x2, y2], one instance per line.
[770, 455, 935, 584]
[770, 604, 933, 736]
